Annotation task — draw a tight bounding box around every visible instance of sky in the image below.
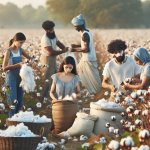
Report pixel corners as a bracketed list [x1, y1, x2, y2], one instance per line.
[0, 0, 46, 8]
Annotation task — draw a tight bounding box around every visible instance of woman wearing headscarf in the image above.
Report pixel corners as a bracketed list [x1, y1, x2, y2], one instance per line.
[70, 14, 101, 95]
[123, 48, 150, 90]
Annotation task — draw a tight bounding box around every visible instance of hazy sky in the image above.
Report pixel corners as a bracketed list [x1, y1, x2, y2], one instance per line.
[0, 0, 46, 8]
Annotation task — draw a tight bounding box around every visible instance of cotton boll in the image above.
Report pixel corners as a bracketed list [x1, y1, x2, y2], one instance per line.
[120, 136, 134, 147]
[36, 102, 42, 108]
[130, 92, 138, 99]
[139, 130, 149, 139]
[81, 143, 90, 148]
[80, 135, 88, 141]
[134, 110, 141, 116]
[115, 96, 121, 103]
[129, 125, 136, 132]
[99, 137, 107, 144]
[105, 122, 110, 128]
[108, 140, 120, 150]
[135, 119, 142, 126]
[36, 93, 40, 97]
[72, 137, 78, 142]
[58, 139, 66, 145]
[139, 96, 145, 102]
[0, 103, 5, 110]
[139, 145, 150, 150]
[39, 87, 43, 90]
[114, 129, 119, 135]
[45, 79, 49, 83]
[142, 109, 149, 116]
[111, 116, 116, 121]
[104, 91, 110, 96]
[137, 90, 143, 96]
[126, 106, 134, 113]
[109, 126, 115, 133]
[120, 119, 125, 125]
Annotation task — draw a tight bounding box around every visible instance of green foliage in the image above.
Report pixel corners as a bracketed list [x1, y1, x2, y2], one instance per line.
[0, 3, 49, 28]
[46, 0, 147, 28]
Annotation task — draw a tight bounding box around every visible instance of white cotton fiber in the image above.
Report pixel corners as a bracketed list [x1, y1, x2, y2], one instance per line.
[8, 111, 51, 123]
[0, 123, 36, 137]
[19, 64, 36, 93]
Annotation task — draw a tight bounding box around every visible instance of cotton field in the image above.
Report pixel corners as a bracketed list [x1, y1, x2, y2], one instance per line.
[0, 29, 150, 150]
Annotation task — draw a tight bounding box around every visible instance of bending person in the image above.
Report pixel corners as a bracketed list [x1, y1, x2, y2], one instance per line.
[123, 48, 150, 90]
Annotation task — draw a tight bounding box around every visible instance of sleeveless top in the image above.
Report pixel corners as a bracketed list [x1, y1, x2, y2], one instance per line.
[80, 30, 97, 61]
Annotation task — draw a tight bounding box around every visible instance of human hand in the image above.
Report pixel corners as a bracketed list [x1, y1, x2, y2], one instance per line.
[110, 85, 116, 92]
[62, 47, 69, 53]
[18, 62, 24, 67]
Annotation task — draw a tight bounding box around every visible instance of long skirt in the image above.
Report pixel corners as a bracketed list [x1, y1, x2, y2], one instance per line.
[77, 61, 101, 94]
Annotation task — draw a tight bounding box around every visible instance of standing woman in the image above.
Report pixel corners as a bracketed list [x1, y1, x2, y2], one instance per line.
[123, 48, 150, 90]
[71, 14, 101, 96]
[50, 56, 80, 103]
[2, 32, 31, 117]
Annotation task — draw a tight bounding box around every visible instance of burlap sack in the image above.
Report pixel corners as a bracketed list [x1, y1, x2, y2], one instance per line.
[60, 112, 97, 137]
[90, 102, 125, 135]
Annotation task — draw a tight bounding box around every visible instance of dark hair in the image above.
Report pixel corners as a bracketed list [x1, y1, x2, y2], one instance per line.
[107, 39, 127, 54]
[59, 56, 77, 75]
[9, 32, 26, 46]
[42, 20, 55, 30]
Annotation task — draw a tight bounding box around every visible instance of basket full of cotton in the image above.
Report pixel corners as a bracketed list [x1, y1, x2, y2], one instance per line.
[0, 123, 42, 150]
[6, 111, 52, 137]
[19, 64, 36, 93]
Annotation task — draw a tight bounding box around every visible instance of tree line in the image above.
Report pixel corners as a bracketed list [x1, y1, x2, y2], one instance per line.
[0, 1, 150, 28]
[0, 3, 49, 28]
[46, 0, 150, 28]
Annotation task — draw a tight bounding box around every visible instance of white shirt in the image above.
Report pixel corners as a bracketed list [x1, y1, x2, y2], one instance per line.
[41, 34, 58, 56]
[103, 56, 141, 90]
[80, 30, 97, 61]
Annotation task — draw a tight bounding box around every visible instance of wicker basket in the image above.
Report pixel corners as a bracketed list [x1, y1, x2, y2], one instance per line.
[6, 119, 52, 137]
[0, 136, 42, 150]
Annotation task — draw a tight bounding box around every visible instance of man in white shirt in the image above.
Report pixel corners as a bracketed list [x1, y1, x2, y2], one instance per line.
[40, 20, 68, 99]
[102, 39, 141, 92]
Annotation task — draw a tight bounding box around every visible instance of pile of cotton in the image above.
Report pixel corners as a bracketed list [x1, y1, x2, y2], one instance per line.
[95, 98, 121, 109]
[8, 111, 51, 123]
[0, 123, 36, 137]
[58, 93, 77, 101]
[19, 64, 36, 93]
[36, 142, 55, 150]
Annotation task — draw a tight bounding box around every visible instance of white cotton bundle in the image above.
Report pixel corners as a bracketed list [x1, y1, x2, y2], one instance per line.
[0, 123, 36, 137]
[120, 136, 134, 147]
[108, 140, 120, 150]
[80, 135, 88, 141]
[19, 64, 36, 93]
[8, 111, 51, 123]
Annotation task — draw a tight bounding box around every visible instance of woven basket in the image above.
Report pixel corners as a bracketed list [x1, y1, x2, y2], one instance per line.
[0, 136, 42, 150]
[6, 119, 52, 137]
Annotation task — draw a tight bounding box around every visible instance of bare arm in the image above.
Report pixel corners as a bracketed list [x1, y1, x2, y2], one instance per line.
[102, 76, 116, 92]
[56, 40, 65, 50]
[75, 83, 81, 100]
[44, 46, 67, 56]
[71, 33, 90, 53]
[71, 44, 81, 48]
[124, 76, 150, 90]
[2, 50, 21, 72]
[49, 80, 57, 102]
